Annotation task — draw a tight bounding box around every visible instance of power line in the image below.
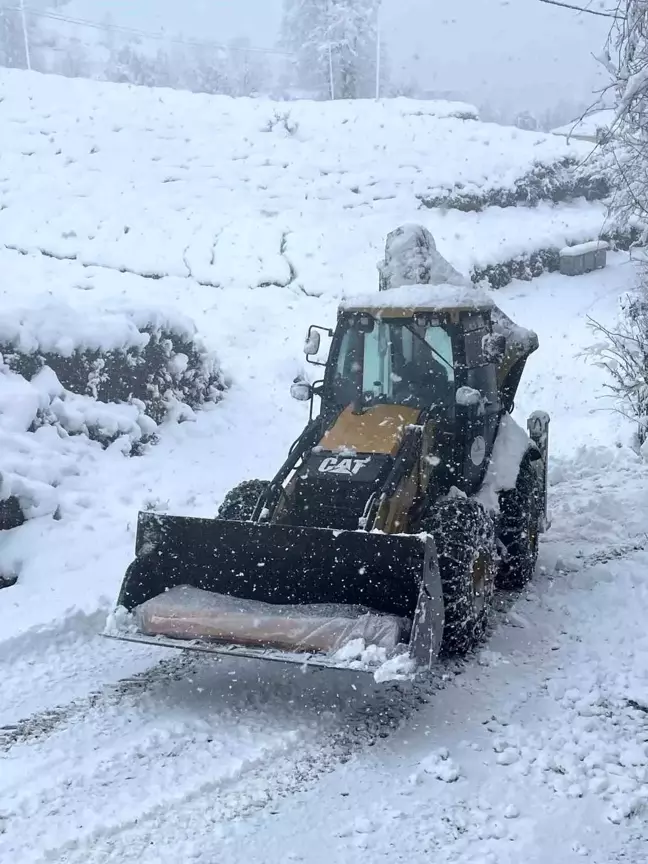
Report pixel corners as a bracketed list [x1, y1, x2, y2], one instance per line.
[537, 0, 626, 19]
[0, 4, 295, 57]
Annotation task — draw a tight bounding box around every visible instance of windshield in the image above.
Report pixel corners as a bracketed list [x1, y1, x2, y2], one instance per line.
[331, 318, 455, 411]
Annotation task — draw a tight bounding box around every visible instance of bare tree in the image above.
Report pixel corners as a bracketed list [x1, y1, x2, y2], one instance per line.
[586, 281, 648, 443]
[586, 4, 648, 443]
[599, 2, 648, 237]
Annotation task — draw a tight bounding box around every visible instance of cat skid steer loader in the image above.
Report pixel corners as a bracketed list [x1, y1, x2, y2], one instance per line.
[107, 226, 549, 675]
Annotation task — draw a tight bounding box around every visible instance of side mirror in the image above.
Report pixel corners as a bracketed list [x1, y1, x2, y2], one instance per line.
[304, 330, 321, 357]
[456, 387, 485, 427]
[290, 377, 312, 402]
[456, 386, 483, 411]
[483, 332, 506, 363]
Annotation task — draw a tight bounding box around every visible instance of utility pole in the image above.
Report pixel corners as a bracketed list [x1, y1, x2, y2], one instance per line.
[328, 42, 335, 100]
[375, 4, 381, 100]
[20, 0, 31, 71]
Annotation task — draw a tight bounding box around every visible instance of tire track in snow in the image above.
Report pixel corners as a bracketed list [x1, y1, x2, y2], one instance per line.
[0, 652, 195, 751]
[0, 652, 446, 864]
[576, 540, 648, 567]
[0, 605, 185, 730]
[49, 684, 442, 864]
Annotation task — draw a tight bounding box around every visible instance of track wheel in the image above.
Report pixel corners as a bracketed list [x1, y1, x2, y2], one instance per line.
[423, 497, 496, 656]
[496, 455, 542, 590]
[217, 479, 270, 521]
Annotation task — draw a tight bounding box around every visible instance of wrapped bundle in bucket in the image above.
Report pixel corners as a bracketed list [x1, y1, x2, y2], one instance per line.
[135, 585, 408, 655]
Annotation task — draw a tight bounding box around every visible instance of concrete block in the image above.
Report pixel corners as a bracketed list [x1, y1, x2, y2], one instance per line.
[559, 240, 609, 276]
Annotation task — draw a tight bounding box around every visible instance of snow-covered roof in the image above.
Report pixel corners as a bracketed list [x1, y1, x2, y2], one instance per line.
[559, 240, 609, 257]
[551, 110, 615, 141]
[340, 283, 493, 314]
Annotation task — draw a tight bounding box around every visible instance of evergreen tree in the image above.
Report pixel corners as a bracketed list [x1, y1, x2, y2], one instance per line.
[57, 38, 90, 80]
[227, 37, 270, 96]
[281, 0, 384, 99]
[108, 43, 159, 88]
[281, 0, 329, 97]
[515, 110, 538, 132]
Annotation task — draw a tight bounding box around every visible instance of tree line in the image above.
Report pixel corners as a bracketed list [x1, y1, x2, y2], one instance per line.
[0, 1, 386, 100]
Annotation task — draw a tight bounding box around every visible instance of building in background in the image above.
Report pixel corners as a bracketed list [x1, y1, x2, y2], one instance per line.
[551, 109, 615, 144]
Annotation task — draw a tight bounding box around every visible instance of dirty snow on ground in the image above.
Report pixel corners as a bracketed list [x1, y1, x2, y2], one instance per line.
[0, 70, 647, 864]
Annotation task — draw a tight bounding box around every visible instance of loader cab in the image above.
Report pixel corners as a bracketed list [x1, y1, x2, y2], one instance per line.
[318, 299, 505, 496]
[327, 312, 456, 416]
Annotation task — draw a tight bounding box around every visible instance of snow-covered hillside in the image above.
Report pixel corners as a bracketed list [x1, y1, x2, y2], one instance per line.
[1, 70, 647, 864]
[0, 70, 611, 291]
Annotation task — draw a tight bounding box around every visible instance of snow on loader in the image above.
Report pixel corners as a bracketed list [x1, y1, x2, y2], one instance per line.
[106, 225, 550, 676]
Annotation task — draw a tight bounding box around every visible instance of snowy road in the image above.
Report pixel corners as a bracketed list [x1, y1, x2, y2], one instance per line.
[2, 257, 648, 863]
[2, 627, 438, 863]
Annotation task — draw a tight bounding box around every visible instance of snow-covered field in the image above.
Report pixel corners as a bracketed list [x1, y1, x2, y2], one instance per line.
[1, 70, 647, 863]
[0, 69, 607, 289]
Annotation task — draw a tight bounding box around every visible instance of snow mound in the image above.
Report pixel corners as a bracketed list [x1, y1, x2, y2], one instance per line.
[413, 748, 462, 783]
[377, 224, 470, 292]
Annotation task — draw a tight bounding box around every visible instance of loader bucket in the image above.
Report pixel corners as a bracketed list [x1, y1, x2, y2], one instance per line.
[111, 512, 444, 672]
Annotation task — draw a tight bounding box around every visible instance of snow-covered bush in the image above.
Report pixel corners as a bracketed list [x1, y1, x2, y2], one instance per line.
[418, 158, 610, 213]
[474, 249, 561, 290]
[0, 364, 145, 530]
[0, 303, 225, 424]
[0, 304, 226, 531]
[587, 277, 648, 445]
[0, 364, 152, 530]
[473, 228, 641, 289]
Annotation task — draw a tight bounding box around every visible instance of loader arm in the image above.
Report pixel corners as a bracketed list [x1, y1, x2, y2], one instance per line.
[251, 417, 324, 523]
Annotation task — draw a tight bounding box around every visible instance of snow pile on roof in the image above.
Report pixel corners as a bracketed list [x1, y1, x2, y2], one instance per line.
[346, 223, 509, 314]
[560, 239, 609, 257]
[341, 282, 493, 312]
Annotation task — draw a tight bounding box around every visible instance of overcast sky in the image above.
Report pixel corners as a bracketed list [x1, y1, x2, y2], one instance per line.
[62, 0, 612, 114]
